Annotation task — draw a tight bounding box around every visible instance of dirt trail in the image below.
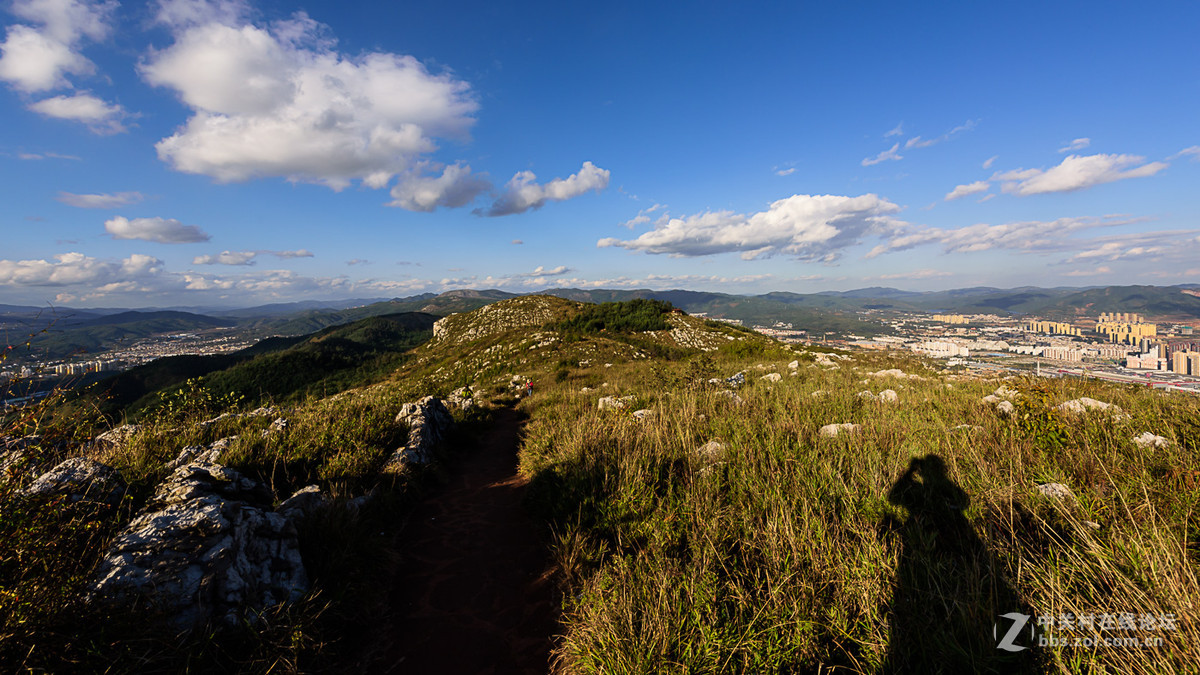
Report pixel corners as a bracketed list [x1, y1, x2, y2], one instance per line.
[365, 406, 558, 674]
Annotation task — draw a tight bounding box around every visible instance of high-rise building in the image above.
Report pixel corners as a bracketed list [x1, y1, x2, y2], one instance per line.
[1026, 320, 1081, 337]
[1096, 315, 1157, 345]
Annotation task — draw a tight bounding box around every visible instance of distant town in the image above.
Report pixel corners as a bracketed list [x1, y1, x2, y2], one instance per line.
[6, 300, 1200, 401]
[705, 310, 1200, 395]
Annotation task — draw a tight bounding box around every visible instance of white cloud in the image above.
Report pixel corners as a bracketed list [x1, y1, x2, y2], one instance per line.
[621, 203, 664, 228]
[775, 167, 795, 176]
[902, 120, 977, 151]
[482, 161, 610, 216]
[0, 251, 162, 286]
[1058, 138, 1091, 153]
[510, 239, 523, 245]
[944, 181, 989, 201]
[27, 92, 126, 133]
[599, 193, 904, 261]
[977, 194, 996, 203]
[1063, 266, 1112, 277]
[876, 268, 952, 280]
[194, 250, 256, 265]
[56, 190, 143, 208]
[982, 155, 997, 169]
[386, 163, 490, 211]
[192, 249, 313, 265]
[141, 8, 478, 192]
[0, 0, 115, 93]
[865, 215, 1132, 259]
[1170, 146, 1200, 161]
[861, 143, 902, 166]
[884, 123, 903, 138]
[104, 215, 210, 243]
[346, 258, 370, 265]
[993, 153, 1167, 195]
[17, 150, 79, 160]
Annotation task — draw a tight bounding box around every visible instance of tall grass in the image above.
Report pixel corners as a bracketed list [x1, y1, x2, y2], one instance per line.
[520, 351, 1200, 673]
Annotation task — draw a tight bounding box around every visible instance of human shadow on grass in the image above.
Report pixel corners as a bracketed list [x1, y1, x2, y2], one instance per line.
[881, 455, 1042, 674]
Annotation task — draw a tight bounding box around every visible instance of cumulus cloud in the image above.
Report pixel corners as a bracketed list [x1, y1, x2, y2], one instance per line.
[993, 153, 1167, 195]
[861, 143, 902, 166]
[56, 190, 143, 208]
[482, 161, 610, 216]
[599, 193, 904, 261]
[386, 163, 490, 211]
[27, 92, 126, 132]
[104, 215, 210, 243]
[192, 249, 313, 265]
[0, 0, 115, 92]
[0, 251, 161, 286]
[141, 6, 479, 193]
[944, 181, 989, 201]
[1058, 138, 1091, 153]
[513, 265, 571, 278]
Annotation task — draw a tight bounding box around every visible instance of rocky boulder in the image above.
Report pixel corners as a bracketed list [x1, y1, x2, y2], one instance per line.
[382, 396, 453, 472]
[22, 457, 127, 507]
[91, 462, 307, 629]
[819, 423, 861, 438]
[1056, 397, 1126, 418]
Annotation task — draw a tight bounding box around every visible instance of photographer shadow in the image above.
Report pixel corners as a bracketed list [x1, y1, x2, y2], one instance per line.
[880, 455, 1039, 674]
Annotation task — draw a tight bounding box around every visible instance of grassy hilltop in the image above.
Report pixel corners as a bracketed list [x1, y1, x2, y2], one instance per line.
[2, 295, 1199, 672]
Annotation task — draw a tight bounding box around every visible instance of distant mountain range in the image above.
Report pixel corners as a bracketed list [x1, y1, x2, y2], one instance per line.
[7, 284, 1200, 363]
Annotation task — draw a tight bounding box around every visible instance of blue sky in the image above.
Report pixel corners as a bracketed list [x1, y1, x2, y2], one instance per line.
[2, 0, 1198, 307]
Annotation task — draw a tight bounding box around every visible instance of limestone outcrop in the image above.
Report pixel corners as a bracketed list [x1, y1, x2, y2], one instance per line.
[91, 462, 308, 629]
[22, 457, 127, 507]
[382, 396, 453, 472]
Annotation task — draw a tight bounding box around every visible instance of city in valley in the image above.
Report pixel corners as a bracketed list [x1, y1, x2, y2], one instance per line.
[6, 296, 1200, 404]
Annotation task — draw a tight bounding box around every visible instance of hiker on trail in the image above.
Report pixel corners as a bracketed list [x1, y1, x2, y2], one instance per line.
[525, 381, 533, 397]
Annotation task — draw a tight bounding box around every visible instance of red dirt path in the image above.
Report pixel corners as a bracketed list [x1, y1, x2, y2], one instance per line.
[365, 406, 558, 674]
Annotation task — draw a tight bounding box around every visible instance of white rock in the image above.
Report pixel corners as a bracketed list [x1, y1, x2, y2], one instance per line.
[1132, 432, 1169, 449]
[631, 409, 653, 420]
[598, 395, 635, 411]
[761, 373, 782, 382]
[996, 400, 1015, 416]
[819, 423, 861, 438]
[878, 389, 899, 403]
[788, 360, 799, 369]
[1056, 397, 1125, 417]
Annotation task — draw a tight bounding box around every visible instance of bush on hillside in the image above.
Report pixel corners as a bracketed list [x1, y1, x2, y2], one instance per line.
[557, 299, 674, 335]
